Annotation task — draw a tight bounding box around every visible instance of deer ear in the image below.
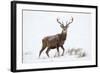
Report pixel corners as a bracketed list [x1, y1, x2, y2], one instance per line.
[60, 24, 64, 28]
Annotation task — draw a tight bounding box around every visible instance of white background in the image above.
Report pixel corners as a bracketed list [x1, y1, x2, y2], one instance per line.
[0, 0, 99, 73]
[23, 5, 92, 63]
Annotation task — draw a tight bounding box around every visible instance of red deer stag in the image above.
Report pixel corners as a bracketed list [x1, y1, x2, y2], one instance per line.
[39, 17, 74, 57]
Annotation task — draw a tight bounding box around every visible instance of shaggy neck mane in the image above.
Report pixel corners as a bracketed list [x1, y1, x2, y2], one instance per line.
[60, 31, 67, 41]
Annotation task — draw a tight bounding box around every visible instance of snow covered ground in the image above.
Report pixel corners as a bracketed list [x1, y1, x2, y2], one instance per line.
[23, 48, 90, 64]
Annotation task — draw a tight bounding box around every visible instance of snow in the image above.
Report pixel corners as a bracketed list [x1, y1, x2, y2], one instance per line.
[23, 48, 89, 64]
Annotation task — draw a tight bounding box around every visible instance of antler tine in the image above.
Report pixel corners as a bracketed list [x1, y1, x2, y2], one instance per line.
[66, 16, 73, 26]
[57, 18, 63, 25]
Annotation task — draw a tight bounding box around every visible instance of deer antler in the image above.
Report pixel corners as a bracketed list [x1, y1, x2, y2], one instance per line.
[66, 16, 73, 26]
[57, 18, 64, 28]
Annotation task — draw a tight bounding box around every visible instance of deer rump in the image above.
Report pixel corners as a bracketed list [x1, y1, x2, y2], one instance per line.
[42, 33, 66, 49]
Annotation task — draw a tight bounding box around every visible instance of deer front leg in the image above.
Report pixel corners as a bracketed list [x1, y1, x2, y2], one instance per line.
[57, 47, 60, 56]
[61, 46, 65, 56]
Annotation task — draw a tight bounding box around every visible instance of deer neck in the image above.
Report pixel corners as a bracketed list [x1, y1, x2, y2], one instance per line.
[60, 31, 67, 41]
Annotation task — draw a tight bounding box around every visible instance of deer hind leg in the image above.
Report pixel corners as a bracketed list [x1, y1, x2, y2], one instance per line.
[39, 45, 46, 57]
[39, 40, 47, 57]
[46, 48, 50, 57]
[61, 46, 65, 56]
[39, 47, 45, 57]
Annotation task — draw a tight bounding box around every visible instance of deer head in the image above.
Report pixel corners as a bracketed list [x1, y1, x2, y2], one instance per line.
[57, 17, 73, 33]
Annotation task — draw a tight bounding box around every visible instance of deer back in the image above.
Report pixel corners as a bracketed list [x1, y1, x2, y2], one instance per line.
[42, 33, 66, 48]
